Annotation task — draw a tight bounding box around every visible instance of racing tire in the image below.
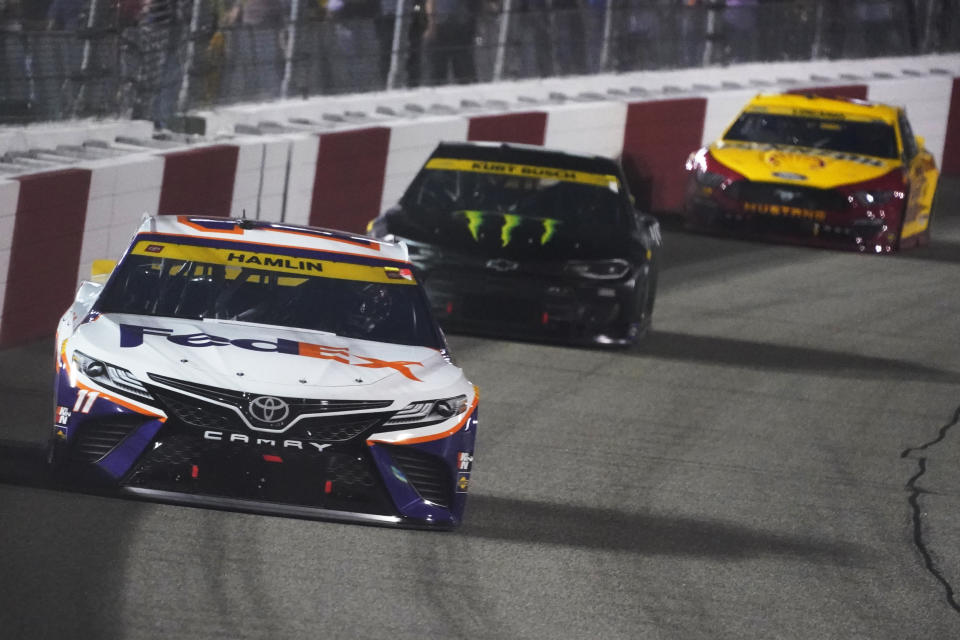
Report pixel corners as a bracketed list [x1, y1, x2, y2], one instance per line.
[45, 434, 70, 481]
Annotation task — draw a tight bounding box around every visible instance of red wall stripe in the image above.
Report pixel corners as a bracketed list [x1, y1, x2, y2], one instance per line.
[622, 98, 707, 213]
[786, 84, 868, 100]
[942, 77, 960, 177]
[309, 127, 391, 233]
[467, 112, 547, 146]
[1, 169, 91, 347]
[158, 145, 239, 217]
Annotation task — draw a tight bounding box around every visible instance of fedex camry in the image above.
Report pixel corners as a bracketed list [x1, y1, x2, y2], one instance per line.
[50, 216, 477, 529]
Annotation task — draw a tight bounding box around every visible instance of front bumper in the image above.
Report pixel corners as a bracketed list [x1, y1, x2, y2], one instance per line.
[684, 182, 902, 253]
[419, 265, 643, 346]
[52, 367, 475, 529]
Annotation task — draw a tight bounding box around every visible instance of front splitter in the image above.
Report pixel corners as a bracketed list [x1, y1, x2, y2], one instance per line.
[123, 486, 454, 529]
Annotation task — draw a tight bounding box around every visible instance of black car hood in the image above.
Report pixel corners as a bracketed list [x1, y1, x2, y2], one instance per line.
[387, 207, 628, 261]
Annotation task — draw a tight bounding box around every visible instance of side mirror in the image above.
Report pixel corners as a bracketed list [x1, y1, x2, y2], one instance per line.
[75, 280, 103, 307]
[90, 259, 117, 284]
[916, 135, 926, 150]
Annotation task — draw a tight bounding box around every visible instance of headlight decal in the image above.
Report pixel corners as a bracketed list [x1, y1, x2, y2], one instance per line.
[564, 259, 631, 280]
[382, 394, 469, 427]
[368, 393, 478, 446]
[73, 350, 152, 400]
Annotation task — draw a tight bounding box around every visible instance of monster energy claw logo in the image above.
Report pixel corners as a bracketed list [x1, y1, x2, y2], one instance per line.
[457, 210, 562, 247]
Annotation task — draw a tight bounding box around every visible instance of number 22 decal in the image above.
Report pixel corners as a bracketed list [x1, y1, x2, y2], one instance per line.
[73, 389, 100, 413]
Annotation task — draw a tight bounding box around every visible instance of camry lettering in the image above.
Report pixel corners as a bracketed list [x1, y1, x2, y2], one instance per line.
[203, 430, 331, 451]
[119, 324, 424, 381]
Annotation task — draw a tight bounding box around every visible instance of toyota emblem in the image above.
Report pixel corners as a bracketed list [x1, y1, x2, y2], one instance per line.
[249, 396, 290, 424]
[485, 258, 519, 272]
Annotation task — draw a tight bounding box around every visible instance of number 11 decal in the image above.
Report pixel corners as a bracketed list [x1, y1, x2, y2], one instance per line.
[73, 389, 100, 413]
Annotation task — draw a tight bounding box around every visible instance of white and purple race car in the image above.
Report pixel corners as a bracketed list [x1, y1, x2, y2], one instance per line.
[50, 215, 477, 529]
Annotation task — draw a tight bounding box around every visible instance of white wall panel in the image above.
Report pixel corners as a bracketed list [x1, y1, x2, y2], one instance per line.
[543, 102, 628, 158]
[867, 76, 955, 168]
[381, 116, 469, 212]
[283, 135, 321, 226]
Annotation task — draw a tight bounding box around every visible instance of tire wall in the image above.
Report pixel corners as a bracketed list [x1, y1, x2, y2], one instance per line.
[1, 55, 959, 347]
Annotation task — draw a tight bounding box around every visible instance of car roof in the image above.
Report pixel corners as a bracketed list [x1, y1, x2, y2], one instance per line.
[136, 215, 409, 263]
[744, 93, 901, 125]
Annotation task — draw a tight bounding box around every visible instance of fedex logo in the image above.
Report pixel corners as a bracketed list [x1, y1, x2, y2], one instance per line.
[119, 324, 424, 381]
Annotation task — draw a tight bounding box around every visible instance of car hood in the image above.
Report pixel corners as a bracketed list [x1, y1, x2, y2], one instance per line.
[387, 207, 628, 260]
[70, 314, 461, 398]
[710, 141, 901, 189]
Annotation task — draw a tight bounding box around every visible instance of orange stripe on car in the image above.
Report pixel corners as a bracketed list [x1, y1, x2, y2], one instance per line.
[76, 381, 166, 421]
[367, 394, 478, 446]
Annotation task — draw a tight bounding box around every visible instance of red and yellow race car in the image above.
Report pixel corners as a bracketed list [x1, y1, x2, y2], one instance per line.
[683, 93, 939, 253]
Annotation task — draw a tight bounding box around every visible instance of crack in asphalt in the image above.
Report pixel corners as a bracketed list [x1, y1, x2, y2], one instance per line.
[900, 404, 960, 614]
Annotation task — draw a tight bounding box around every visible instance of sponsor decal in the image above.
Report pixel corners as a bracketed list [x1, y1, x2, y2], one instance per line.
[456, 473, 470, 493]
[72, 389, 100, 413]
[120, 324, 425, 381]
[485, 258, 518, 272]
[425, 157, 620, 191]
[248, 396, 289, 424]
[743, 202, 827, 222]
[457, 452, 473, 471]
[55, 406, 72, 426]
[457, 210, 563, 247]
[130, 241, 417, 285]
[772, 172, 808, 181]
[721, 141, 886, 167]
[54, 426, 68, 439]
[391, 465, 408, 483]
[225, 251, 324, 272]
[202, 430, 332, 452]
[383, 267, 415, 281]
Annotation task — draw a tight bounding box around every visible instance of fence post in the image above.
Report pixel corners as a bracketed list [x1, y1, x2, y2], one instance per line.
[810, 0, 824, 59]
[177, 0, 203, 113]
[280, 0, 301, 99]
[72, 0, 102, 117]
[386, 0, 406, 90]
[493, 0, 513, 81]
[598, 0, 614, 72]
[702, 0, 722, 67]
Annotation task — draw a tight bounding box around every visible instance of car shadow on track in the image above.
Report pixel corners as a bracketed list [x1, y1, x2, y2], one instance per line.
[634, 330, 960, 384]
[462, 494, 867, 565]
[0, 440, 135, 640]
[898, 238, 960, 265]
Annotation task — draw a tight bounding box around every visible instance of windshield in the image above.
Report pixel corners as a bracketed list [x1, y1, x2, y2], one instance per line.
[95, 238, 442, 349]
[401, 158, 626, 228]
[724, 112, 899, 159]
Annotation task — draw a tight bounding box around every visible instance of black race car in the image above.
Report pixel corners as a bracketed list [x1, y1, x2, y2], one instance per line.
[368, 142, 661, 346]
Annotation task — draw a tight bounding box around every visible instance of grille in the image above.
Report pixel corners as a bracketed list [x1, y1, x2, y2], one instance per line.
[71, 415, 146, 462]
[126, 434, 391, 512]
[148, 374, 393, 414]
[290, 414, 382, 442]
[737, 181, 847, 211]
[384, 444, 451, 508]
[153, 390, 239, 430]
[328, 454, 376, 487]
[147, 374, 393, 441]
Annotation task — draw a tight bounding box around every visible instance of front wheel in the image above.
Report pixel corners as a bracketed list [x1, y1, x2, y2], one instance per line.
[45, 433, 69, 479]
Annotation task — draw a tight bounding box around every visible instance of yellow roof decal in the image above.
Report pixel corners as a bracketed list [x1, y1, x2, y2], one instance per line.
[741, 93, 899, 125]
[130, 241, 418, 285]
[425, 157, 620, 191]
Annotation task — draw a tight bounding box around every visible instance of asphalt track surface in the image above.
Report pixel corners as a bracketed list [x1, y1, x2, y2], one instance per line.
[2, 180, 960, 639]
